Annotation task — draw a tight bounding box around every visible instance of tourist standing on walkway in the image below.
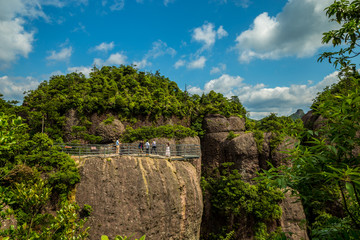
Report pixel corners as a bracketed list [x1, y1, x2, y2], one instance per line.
[151, 140, 157, 154]
[165, 143, 170, 157]
[145, 140, 150, 154]
[116, 138, 121, 154]
[138, 141, 143, 153]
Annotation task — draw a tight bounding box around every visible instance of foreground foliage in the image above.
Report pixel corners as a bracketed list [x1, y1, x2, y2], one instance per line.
[201, 162, 284, 240]
[0, 113, 87, 239]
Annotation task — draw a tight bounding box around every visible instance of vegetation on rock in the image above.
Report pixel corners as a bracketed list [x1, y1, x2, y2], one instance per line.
[0, 113, 86, 239]
[260, 0, 360, 238]
[201, 162, 284, 240]
[17, 65, 245, 142]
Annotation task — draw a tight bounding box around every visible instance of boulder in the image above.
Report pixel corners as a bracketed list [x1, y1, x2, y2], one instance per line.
[95, 118, 125, 143]
[203, 114, 245, 133]
[224, 132, 260, 181]
[280, 191, 309, 240]
[76, 156, 203, 240]
[301, 110, 326, 130]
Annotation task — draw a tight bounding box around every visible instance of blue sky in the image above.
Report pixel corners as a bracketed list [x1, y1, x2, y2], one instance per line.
[0, 0, 344, 119]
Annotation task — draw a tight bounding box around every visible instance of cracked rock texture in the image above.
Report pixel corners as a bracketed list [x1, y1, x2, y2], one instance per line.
[75, 156, 203, 240]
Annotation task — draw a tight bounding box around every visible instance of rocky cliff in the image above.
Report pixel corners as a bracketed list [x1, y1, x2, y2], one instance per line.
[201, 114, 308, 240]
[75, 155, 203, 240]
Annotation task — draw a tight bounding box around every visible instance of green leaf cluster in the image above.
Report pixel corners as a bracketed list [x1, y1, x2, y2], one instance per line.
[259, 76, 360, 238]
[121, 124, 197, 142]
[0, 112, 86, 239]
[201, 162, 284, 240]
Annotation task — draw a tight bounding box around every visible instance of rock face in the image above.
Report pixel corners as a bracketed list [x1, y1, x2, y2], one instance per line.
[301, 110, 326, 130]
[76, 156, 203, 240]
[95, 118, 125, 142]
[201, 114, 308, 240]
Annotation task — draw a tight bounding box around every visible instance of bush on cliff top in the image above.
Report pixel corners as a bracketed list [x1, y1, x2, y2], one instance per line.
[121, 124, 197, 142]
[18, 65, 246, 141]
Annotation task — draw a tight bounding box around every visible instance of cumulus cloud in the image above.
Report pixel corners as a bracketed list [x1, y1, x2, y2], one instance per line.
[46, 46, 72, 61]
[210, 63, 226, 74]
[188, 71, 340, 119]
[235, 0, 336, 62]
[174, 59, 186, 69]
[94, 52, 128, 66]
[67, 66, 92, 77]
[187, 56, 206, 69]
[93, 42, 114, 52]
[133, 40, 176, 69]
[133, 59, 150, 68]
[0, 75, 40, 102]
[192, 22, 228, 50]
[146, 40, 176, 59]
[0, 0, 48, 67]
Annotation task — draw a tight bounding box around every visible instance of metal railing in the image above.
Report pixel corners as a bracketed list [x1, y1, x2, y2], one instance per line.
[53, 143, 201, 159]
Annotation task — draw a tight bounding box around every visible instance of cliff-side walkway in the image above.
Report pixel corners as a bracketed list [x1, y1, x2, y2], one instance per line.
[53, 143, 201, 160]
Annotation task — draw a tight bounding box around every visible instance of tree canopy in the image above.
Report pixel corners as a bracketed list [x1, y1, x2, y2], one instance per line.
[20, 65, 246, 141]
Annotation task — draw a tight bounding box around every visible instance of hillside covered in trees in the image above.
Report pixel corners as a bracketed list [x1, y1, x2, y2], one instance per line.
[1, 0, 360, 239]
[17, 65, 246, 142]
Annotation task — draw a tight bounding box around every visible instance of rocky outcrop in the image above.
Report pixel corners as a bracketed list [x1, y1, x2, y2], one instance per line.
[75, 156, 203, 240]
[280, 191, 308, 240]
[203, 114, 245, 133]
[301, 110, 326, 130]
[201, 114, 308, 240]
[95, 118, 125, 142]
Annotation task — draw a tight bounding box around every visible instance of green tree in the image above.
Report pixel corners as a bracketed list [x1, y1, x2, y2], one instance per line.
[318, 0, 360, 69]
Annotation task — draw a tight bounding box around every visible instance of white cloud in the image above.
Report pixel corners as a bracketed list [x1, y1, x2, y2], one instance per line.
[133, 59, 150, 68]
[93, 42, 114, 52]
[188, 72, 340, 119]
[72, 22, 87, 34]
[187, 86, 203, 95]
[0, 19, 34, 68]
[95, 52, 128, 66]
[192, 22, 228, 50]
[191, 74, 244, 95]
[210, 63, 226, 74]
[105, 52, 127, 65]
[0, 75, 40, 102]
[174, 59, 186, 69]
[187, 56, 206, 69]
[46, 46, 72, 61]
[216, 26, 228, 39]
[110, 0, 124, 11]
[67, 66, 92, 77]
[133, 40, 176, 69]
[0, 0, 49, 68]
[235, 0, 336, 62]
[146, 40, 176, 59]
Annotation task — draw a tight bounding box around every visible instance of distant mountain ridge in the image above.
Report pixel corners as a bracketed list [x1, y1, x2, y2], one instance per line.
[289, 109, 305, 120]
